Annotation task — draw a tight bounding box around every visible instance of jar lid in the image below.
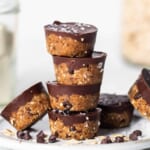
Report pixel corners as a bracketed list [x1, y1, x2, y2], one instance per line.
[0, 0, 19, 14]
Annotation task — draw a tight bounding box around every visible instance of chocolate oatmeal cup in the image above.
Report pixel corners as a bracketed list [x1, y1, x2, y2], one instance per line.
[52, 51, 107, 85]
[47, 81, 100, 111]
[128, 68, 150, 119]
[44, 21, 97, 57]
[1, 82, 50, 131]
[48, 108, 101, 140]
[98, 94, 134, 128]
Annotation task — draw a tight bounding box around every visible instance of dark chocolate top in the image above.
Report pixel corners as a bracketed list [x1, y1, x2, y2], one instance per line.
[136, 68, 150, 105]
[44, 21, 97, 43]
[142, 68, 150, 87]
[47, 81, 100, 96]
[53, 51, 107, 70]
[98, 94, 133, 112]
[48, 108, 101, 126]
[1, 82, 47, 121]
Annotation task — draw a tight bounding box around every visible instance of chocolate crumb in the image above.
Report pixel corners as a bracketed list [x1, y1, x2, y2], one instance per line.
[129, 133, 138, 141]
[49, 135, 57, 143]
[101, 136, 112, 144]
[70, 126, 76, 131]
[114, 136, 124, 143]
[17, 130, 32, 140]
[37, 136, 46, 143]
[133, 130, 142, 136]
[36, 130, 47, 143]
[37, 130, 47, 138]
[129, 130, 142, 141]
[62, 101, 72, 110]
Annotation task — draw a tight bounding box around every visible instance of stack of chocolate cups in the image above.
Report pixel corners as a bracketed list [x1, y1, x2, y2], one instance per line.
[44, 21, 107, 140]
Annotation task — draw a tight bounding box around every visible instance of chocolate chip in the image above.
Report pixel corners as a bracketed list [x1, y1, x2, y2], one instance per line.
[36, 130, 47, 143]
[129, 133, 138, 141]
[114, 136, 124, 143]
[101, 136, 112, 144]
[70, 126, 76, 131]
[129, 130, 142, 141]
[53, 21, 61, 25]
[37, 130, 47, 138]
[134, 92, 141, 100]
[132, 130, 142, 136]
[63, 101, 72, 110]
[49, 135, 57, 143]
[68, 69, 74, 74]
[37, 137, 46, 143]
[17, 130, 32, 140]
[64, 110, 70, 114]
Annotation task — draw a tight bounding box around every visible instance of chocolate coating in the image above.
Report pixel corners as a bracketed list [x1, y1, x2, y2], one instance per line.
[44, 21, 97, 43]
[48, 109, 101, 126]
[47, 81, 101, 96]
[53, 51, 107, 70]
[136, 68, 150, 105]
[1, 82, 47, 121]
[98, 94, 134, 112]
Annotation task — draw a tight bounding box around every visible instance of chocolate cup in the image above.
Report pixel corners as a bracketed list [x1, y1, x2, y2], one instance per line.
[47, 81, 101, 96]
[135, 68, 150, 105]
[98, 94, 134, 128]
[52, 51, 107, 71]
[1, 82, 48, 121]
[44, 21, 97, 43]
[98, 94, 134, 113]
[48, 108, 101, 126]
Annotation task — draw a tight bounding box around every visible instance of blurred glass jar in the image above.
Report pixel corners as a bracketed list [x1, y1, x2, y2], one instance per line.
[0, 0, 19, 105]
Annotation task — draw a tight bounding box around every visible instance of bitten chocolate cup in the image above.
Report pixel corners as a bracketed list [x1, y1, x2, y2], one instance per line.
[48, 108, 101, 140]
[52, 51, 107, 85]
[44, 21, 97, 57]
[47, 81, 100, 111]
[98, 94, 134, 128]
[1, 82, 50, 131]
[128, 68, 150, 119]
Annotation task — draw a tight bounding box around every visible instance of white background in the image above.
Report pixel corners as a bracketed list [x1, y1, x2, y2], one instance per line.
[16, 0, 141, 94]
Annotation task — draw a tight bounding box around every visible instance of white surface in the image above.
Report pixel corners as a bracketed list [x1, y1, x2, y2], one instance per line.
[16, 0, 142, 94]
[0, 115, 150, 150]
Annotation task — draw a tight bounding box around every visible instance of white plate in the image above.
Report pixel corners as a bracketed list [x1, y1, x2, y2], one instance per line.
[0, 113, 150, 150]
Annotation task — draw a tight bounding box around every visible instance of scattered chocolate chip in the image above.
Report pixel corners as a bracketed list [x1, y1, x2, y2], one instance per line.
[36, 130, 47, 143]
[132, 130, 142, 136]
[70, 126, 76, 131]
[53, 21, 61, 25]
[129, 133, 138, 141]
[37, 130, 47, 138]
[17, 130, 32, 140]
[114, 136, 124, 143]
[101, 136, 112, 144]
[53, 109, 59, 113]
[129, 130, 142, 141]
[134, 92, 141, 100]
[63, 101, 72, 110]
[37, 136, 46, 143]
[49, 135, 57, 143]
